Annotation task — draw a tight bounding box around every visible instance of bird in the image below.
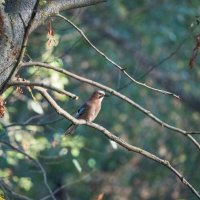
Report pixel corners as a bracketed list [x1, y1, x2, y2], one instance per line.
[64, 90, 106, 135]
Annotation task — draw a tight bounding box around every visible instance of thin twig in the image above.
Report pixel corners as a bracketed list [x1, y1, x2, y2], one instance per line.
[0, 180, 33, 200]
[138, 38, 188, 80]
[4, 118, 63, 128]
[7, 80, 78, 100]
[91, 20, 189, 81]
[56, 14, 179, 99]
[0, 140, 57, 200]
[22, 62, 200, 150]
[36, 87, 200, 199]
[40, 172, 94, 200]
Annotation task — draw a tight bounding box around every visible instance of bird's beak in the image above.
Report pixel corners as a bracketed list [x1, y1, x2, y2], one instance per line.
[104, 93, 109, 97]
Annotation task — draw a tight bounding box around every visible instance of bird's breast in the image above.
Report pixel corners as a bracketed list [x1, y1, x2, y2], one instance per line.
[79, 101, 101, 122]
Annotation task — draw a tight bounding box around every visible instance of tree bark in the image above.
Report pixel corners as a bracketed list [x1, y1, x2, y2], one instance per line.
[0, 0, 105, 92]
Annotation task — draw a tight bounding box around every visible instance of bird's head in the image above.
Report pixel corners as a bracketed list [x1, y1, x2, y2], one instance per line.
[91, 90, 106, 101]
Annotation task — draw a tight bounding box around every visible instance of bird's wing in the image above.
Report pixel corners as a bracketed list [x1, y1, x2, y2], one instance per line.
[75, 103, 87, 118]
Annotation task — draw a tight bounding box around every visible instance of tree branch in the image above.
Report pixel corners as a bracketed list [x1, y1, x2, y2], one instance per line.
[4, 118, 62, 129]
[35, 86, 200, 199]
[40, 172, 93, 200]
[7, 80, 79, 100]
[0, 140, 56, 200]
[34, 0, 106, 30]
[0, 180, 33, 200]
[0, 0, 106, 91]
[56, 14, 180, 99]
[88, 21, 200, 113]
[22, 62, 200, 151]
[0, 0, 40, 93]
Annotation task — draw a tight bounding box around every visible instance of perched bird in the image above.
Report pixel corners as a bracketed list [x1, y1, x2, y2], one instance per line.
[65, 90, 106, 135]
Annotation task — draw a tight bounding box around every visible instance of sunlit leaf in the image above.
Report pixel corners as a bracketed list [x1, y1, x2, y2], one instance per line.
[71, 148, 80, 157]
[110, 140, 118, 149]
[88, 158, 96, 168]
[97, 193, 104, 200]
[72, 159, 82, 173]
[28, 100, 44, 114]
[59, 148, 68, 156]
[19, 177, 33, 191]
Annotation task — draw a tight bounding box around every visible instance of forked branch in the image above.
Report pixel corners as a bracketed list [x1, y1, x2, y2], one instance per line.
[0, 140, 56, 200]
[7, 80, 78, 100]
[35, 86, 200, 199]
[22, 62, 200, 151]
[56, 14, 179, 99]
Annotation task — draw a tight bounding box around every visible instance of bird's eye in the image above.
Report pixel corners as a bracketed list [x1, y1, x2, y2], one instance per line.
[98, 94, 103, 98]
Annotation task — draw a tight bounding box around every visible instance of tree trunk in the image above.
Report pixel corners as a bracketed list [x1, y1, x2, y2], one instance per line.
[0, 0, 104, 93]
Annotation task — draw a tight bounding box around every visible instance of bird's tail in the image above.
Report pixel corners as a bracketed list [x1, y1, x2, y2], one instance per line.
[64, 123, 78, 135]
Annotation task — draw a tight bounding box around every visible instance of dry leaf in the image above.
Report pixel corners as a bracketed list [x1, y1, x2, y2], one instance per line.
[189, 34, 200, 69]
[0, 96, 6, 118]
[97, 193, 104, 200]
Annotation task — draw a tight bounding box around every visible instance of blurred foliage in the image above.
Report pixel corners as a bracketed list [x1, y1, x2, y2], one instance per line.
[1, 1, 200, 199]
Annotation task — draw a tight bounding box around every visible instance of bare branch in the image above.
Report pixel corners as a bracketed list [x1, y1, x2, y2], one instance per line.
[56, 14, 179, 99]
[90, 22, 200, 112]
[0, 140, 56, 200]
[35, 87, 200, 199]
[7, 80, 79, 100]
[32, 0, 106, 30]
[4, 118, 62, 129]
[40, 172, 93, 200]
[0, 180, 33, 200]
[22, 62, 200, 150]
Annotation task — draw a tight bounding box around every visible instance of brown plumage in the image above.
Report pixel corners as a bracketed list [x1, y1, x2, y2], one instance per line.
[65, 90, 106, 135]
